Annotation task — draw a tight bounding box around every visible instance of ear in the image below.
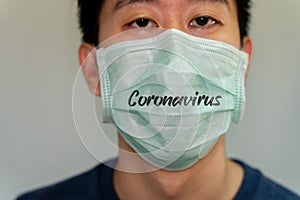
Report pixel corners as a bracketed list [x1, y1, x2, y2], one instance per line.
[241, 37, 253, 78]
[78, 43, 100, 96]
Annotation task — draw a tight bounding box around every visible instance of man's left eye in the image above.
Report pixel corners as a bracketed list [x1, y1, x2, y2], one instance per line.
[189, 16, 218, 28]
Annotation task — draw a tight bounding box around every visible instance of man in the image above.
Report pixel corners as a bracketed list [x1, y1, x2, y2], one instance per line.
[18, 0, 300, 199]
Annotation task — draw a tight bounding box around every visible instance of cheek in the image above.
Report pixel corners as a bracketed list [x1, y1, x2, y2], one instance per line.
[98, 16, 130, 43]
[211, 0, 241, 48]
[217, 27, 241, 48]
[98, 4, 124, 42]
[208, 20, 241, 48]
[98, 17, 120, 43]
[98, 25, 117, 43]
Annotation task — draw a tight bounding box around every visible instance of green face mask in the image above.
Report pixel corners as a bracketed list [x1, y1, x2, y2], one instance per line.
[97, 28, 249, 171]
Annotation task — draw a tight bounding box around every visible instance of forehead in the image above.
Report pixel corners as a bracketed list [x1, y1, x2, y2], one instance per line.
[101, 0, 237, 13]
[114, 0, 230, 10]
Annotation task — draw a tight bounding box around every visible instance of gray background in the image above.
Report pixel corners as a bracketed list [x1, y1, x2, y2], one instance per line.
[1, 0, 299, 199]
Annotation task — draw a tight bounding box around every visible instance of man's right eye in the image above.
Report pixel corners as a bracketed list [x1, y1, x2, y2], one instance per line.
[128, 18, 158, 28]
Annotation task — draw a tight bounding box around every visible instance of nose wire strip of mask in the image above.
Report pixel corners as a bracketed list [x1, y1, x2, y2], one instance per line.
[168, 30, 241, 63]
[101, 30, 242, 65]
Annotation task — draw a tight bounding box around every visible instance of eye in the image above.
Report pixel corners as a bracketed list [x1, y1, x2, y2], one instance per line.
[189, 16, 218, 29]
[128, 18, 158, 28]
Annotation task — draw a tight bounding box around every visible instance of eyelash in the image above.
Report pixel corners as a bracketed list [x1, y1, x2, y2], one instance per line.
[189, 16, 219, 29]
[127, 16, 219, 29]
[127, 18, 158, 28]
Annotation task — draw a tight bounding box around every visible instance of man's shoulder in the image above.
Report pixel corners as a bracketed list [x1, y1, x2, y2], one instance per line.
[235, 160, 300, 200]
[17, 164, 108, 200]
[257, 173, 300, 200]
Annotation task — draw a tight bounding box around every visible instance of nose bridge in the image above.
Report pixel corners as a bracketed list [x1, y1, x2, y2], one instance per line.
[160, 3, 186, 31]
[163, 19, 185, 31]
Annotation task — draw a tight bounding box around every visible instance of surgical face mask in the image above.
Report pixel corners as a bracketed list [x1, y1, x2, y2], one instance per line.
[96, 28, 248, 171]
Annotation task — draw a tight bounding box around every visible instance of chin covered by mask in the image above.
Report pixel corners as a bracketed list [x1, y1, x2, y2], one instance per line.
[96, 28, 248, 171]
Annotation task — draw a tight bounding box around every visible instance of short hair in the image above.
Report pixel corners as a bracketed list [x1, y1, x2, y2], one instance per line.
[77, 0, 252, 46]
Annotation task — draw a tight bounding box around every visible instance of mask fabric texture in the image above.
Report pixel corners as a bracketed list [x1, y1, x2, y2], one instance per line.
[96, 28, 249, 171]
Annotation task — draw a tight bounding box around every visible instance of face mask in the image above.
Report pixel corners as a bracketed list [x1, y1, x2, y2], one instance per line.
[96, 28, 248, 171]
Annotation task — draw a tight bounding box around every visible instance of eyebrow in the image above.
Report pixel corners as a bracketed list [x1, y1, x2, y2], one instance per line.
[114, 0, 229, 11]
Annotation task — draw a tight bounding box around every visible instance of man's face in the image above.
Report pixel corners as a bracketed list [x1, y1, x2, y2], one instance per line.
[98, 0, 241, 48]
[78, 0, 252, 171]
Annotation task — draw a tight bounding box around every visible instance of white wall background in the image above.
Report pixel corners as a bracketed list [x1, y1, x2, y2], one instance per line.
[0, 0, 299, 199]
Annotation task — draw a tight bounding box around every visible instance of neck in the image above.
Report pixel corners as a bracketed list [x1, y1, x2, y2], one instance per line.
[113, 136, 243, 200]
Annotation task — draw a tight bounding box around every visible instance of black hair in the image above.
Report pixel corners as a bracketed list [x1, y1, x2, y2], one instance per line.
[236, 0, 252, 42]
[77, 0, 252, 46]
[77, 0, 104, 45]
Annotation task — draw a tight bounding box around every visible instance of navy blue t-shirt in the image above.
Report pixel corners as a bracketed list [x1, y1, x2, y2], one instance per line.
[17, 160, 300, 200]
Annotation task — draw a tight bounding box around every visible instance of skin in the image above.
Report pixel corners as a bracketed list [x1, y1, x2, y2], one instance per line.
[79, 0, 253, 199]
